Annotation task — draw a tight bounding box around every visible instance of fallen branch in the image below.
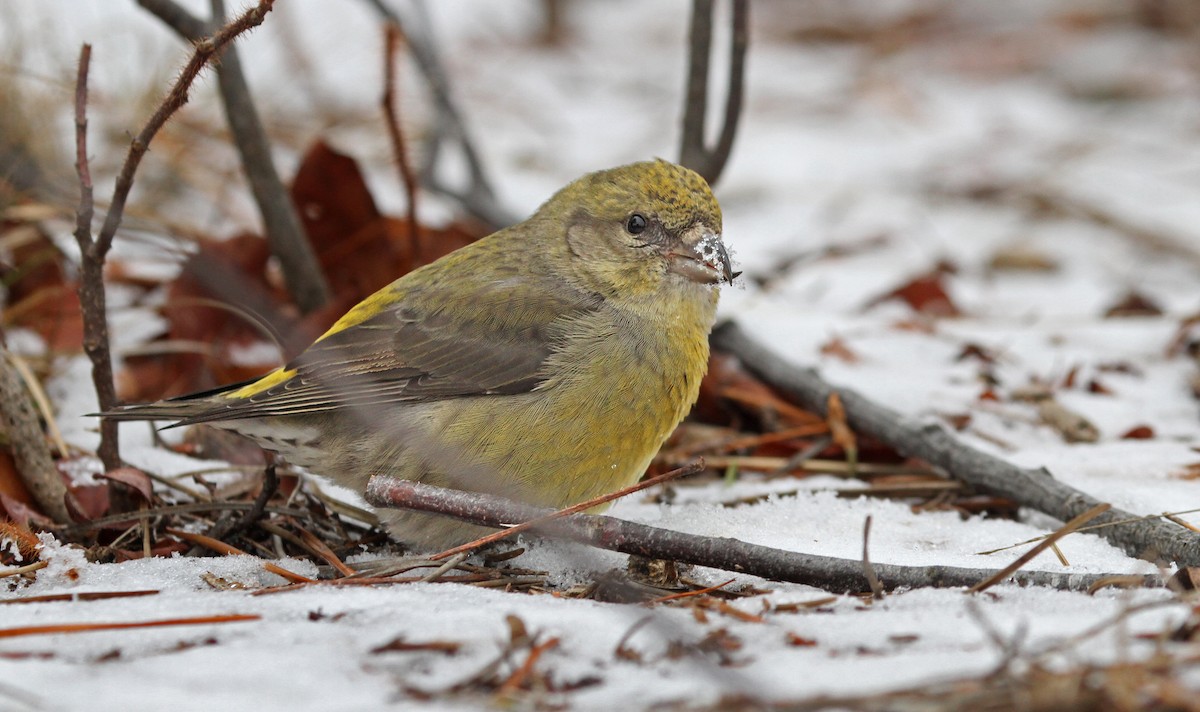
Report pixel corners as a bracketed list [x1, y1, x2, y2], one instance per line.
[365, 477, 1163, 593]
[711, 322, 1200, 567]
[0, 348, 70, 523]
[137, 0, 331, 313]
[428, 461, 703, 561]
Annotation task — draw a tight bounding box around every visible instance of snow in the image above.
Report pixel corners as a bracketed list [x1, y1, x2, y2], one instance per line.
[3, 0, 1200, 709]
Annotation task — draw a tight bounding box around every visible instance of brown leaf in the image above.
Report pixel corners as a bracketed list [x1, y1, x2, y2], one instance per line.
[64, 483, 109, 523]
[1121, 425, 1155, 440]
[0, 493, 55, 529]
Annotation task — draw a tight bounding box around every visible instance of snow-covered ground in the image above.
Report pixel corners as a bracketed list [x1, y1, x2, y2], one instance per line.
[3, 1, 1200, 710]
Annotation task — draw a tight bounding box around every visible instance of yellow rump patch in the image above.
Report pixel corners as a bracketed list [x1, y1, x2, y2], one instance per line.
[225, 366, 297, 399]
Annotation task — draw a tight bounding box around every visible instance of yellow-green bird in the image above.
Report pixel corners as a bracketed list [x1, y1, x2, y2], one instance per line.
[105, 160, 734, 549]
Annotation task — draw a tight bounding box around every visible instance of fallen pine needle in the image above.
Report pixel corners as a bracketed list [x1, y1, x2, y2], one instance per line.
[975, 506, 1200, 555]
[496, 636, 560, 696]
[166, 527, 315, 584]
[0, 590, 159, 605]
[293, 523, 356, 577]
[646, 578, 737, 605]
[968, 503, 1111, 594]
[0, 613, 260, 639]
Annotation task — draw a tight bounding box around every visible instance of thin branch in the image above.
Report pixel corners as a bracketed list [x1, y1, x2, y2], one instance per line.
[383, 22, 421, 257]
[136, 0, 331, 313]
[365, 477, 1164, 593]
[364, 0, 518, 230]
[71, 42, 120, 470]
[679, 0, 748, 186]
[711, 322, 1200, 567]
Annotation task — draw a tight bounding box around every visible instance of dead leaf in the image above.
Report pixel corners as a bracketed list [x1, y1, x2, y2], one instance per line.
[98, 468, 154, 504]
[820, 335, 861, 363]
[1120, 425, 1155, 440]
[1104, 291, 1163, 318]
[869, 269, 962, 317]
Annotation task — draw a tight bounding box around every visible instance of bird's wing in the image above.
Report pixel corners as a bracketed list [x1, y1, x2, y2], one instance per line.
[158, 279, 605, 425]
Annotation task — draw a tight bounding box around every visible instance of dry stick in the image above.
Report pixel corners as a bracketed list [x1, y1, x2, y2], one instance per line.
[427, 461, 704, 561]
[968, 504, 1111, 594]
[366, 477, 1162, 593]
[0, 614, 260, 639]
[711, 322, 1200, 567]
[383, 22, 421, 256]
[364, 0, 518, 230]
[678, 0, 748, 187]
[137, 0, 331, 313]
[0, 349, 70, 523]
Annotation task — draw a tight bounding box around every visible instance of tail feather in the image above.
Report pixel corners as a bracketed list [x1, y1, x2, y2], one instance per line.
[95, 376, 260, 426]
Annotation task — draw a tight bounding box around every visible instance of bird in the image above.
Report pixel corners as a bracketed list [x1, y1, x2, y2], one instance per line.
[103, 159, 735, 549]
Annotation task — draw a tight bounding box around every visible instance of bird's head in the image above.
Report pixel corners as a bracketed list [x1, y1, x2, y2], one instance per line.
[541, 160, 735, 299]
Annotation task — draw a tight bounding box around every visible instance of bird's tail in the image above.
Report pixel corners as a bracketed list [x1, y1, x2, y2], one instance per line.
[94, 378, 255, 426]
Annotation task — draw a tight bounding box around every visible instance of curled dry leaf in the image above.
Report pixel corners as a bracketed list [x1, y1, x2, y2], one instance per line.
[98, 467, 154, 504]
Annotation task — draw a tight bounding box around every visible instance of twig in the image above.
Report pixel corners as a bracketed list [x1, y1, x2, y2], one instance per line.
[0, 561, 49, 579]
[0, 348, 70, 523]
[428, 461, 703, 561]
[363, 0, 518, 229]
[861, 515, 884, 600]
[678, 0, 748, 186]
[204, 456, 278, 542]
[968, 504, 1111, 594]
[711, 322, 1200, 567]
[136, 0, 331, 313]
[383, 22, 420, 255]
[365, 477, 1164, 593]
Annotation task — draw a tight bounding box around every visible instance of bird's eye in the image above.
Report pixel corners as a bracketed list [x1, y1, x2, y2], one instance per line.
[625, 213, 648, 235]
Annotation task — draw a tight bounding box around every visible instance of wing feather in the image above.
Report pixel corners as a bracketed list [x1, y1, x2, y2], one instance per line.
[165, 279, 605, 425]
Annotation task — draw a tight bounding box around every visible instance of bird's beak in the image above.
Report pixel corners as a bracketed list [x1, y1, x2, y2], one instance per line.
[666, 228, 737, 285]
